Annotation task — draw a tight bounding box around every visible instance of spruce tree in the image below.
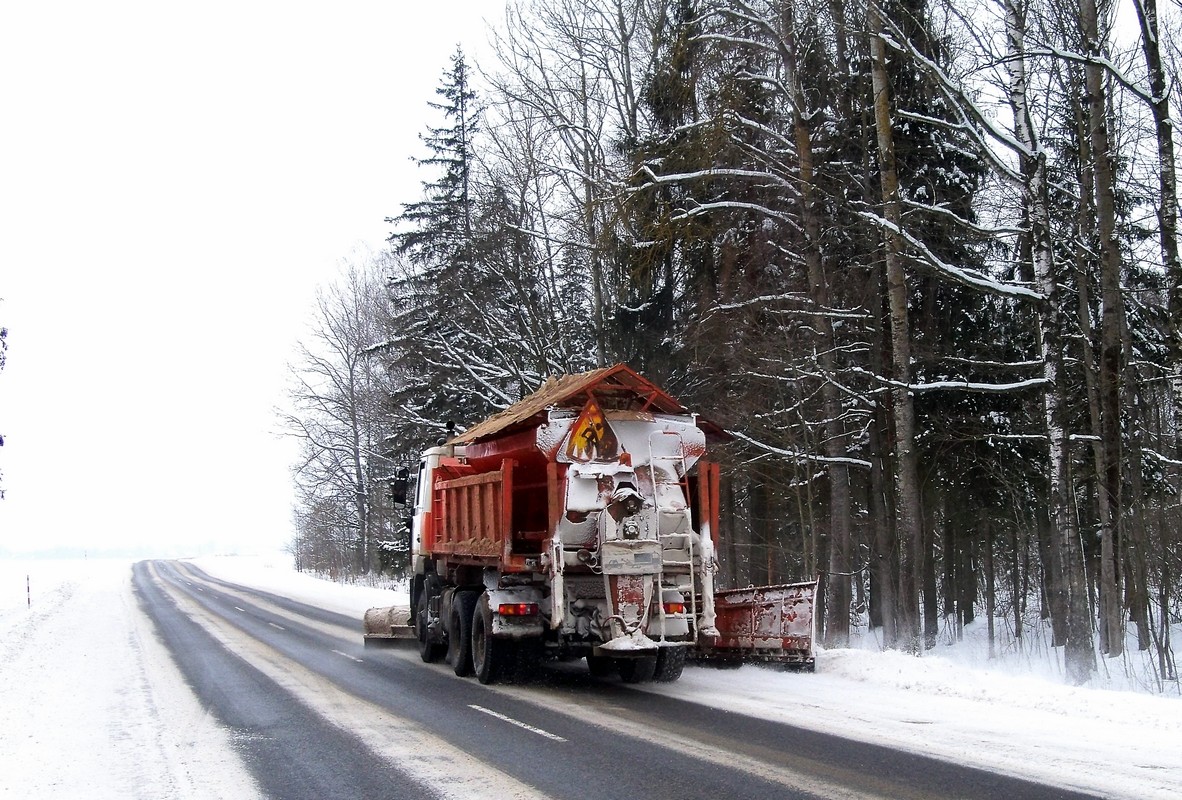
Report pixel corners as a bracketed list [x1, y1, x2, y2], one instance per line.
[388, 46, 480, 274]
[381, 47, 496, 443]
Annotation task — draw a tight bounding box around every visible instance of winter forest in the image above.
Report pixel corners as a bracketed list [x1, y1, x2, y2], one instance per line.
[282, 0, 1182, 688]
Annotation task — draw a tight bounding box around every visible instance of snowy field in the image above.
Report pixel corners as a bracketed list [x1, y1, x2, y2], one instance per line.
[1, 554, 1179, 799]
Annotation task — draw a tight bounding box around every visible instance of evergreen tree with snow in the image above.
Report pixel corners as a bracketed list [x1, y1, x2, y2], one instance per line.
[381, 47, 498, 450]
[388, 46, 481, 275]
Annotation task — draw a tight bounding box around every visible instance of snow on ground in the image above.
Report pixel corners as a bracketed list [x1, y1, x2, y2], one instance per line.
[188, 551, 408, 617]
[0, 558, 260, 799]
[2, 553, 1179, 799]
[648, 650, 1181, 799]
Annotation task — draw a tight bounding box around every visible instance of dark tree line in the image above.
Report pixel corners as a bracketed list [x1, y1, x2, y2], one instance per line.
[285, 2, 1182, 688]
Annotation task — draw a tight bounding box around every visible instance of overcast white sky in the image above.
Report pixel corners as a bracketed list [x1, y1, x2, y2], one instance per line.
[0, 1, 502, 556]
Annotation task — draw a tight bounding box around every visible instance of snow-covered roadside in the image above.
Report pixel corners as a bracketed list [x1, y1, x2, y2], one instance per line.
[194, 554, 1182, 800]
[0, 559, 260, 799]
[644, 652, 1181, 799]
[187, 551, 408, 617]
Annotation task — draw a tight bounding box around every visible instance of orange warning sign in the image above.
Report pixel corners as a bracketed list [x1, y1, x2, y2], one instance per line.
[564, 398, 619, 462]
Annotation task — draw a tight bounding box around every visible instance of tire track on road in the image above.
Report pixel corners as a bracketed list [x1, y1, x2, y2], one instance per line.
[139, 560, 548, 800]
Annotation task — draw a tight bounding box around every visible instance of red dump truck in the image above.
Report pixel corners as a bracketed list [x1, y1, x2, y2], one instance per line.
[364, 365, 816, 683]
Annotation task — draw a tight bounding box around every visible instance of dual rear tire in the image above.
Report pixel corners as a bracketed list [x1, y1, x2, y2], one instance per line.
[420, 587, 546, 685]
[653, 645, 686, 682]
[448, 591, 479, 676]
[591, 646, 686, 683]
[471, 592, 510, 684]
[617, 655, 658, 683]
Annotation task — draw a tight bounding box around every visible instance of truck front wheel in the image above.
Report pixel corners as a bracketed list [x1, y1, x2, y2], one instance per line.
[471, 593, 508, 685]
[417, 585, 446, 663]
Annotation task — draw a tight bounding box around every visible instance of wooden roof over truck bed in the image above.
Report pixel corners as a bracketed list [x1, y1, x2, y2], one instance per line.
[449, 364, 726, 445]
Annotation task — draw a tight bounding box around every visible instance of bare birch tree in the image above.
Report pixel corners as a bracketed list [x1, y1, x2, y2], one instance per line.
[1002, 0, 1096, 682]
[282, 258, 394, 576]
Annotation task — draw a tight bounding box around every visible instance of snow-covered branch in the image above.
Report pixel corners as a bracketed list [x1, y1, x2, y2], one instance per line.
[728, 429, 872, 469]
[855, 210, 1042, 300]
[850, 366, 1049, 394]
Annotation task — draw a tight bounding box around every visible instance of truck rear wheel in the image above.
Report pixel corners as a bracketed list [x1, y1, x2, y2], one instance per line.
[653, 646, 686, 682]
[449, 591, 479, 676]
[617, 655, 658, 683]
[471, 593, 508, 685]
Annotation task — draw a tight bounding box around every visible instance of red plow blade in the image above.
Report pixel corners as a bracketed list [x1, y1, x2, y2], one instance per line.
[697, 581, 816, 670]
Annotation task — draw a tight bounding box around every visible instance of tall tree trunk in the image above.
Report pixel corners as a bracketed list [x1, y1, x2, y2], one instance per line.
[943, 503, 956, 628]
[780, 2, 853, 648]
[1154, 490, 1176, 680]
[869, 419, 895, 637]
[984, 514, 996, 659]
[1124, 395, 1151, 651]
[348, 372, 371, 575]
[582, 83, 607, 369]
[922, 485, 939, 648]
[750, 477, 772, 586]
[1081, 0, 1125, 659]
[721, 473, 745, 587]
[1133, 0, 1182, 415]
[1073, 211, 1116, 652]
[1011, 520, 1024, 643]
[1133, 0, 1178, 656]
[869, 370, 896, 639]
[1005, 0, 1096, 682]
[870, 2, 923, 653]
[1037, 502, 1068, 645]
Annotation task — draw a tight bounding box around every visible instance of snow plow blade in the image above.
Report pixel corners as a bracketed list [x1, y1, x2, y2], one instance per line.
[362, 605, 415, 647]
[695, 581, 817, 671]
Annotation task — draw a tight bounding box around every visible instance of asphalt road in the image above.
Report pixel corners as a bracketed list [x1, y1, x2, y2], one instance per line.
[133, 560, 1102, 800]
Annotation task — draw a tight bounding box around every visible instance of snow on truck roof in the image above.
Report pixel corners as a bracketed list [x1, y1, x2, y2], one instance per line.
[449, 363, 726, 445]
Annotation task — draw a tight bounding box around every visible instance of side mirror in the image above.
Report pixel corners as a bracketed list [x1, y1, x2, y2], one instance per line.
[389, 468, 409, 506]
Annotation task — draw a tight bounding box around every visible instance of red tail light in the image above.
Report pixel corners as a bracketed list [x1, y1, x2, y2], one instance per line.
[497, 603, 539, 616]
[663, 602, 686, 614]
